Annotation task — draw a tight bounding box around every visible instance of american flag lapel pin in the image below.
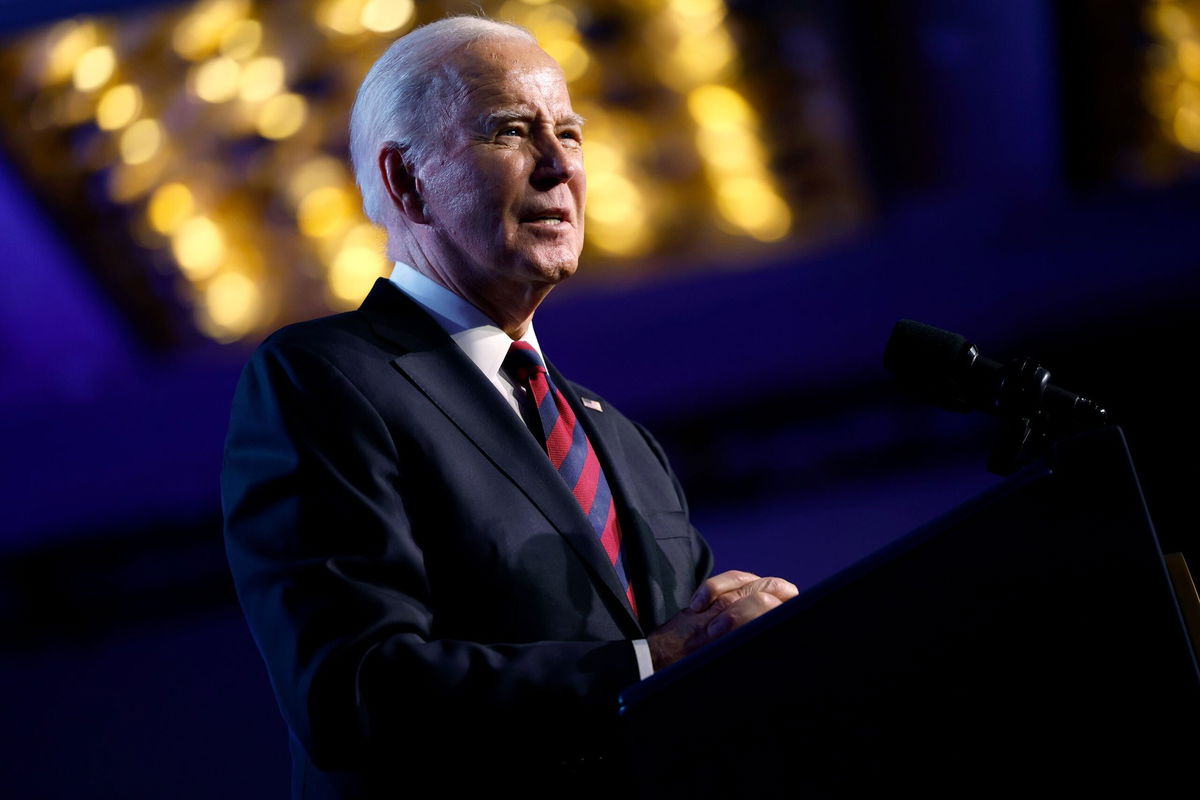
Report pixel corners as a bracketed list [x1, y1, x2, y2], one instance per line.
[582, 398, 603, 412]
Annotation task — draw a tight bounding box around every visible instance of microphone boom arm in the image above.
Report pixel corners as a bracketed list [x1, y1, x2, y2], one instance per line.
[884, 320, 1110, 475]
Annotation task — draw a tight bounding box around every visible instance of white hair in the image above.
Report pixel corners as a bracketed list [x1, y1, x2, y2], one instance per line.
[349, 16, 536, 225]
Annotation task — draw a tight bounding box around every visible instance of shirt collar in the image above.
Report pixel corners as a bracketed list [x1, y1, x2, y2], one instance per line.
[388, 261, 543, 380]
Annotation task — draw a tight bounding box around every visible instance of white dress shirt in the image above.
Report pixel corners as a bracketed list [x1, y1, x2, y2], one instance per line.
[388, 262, 654, 680]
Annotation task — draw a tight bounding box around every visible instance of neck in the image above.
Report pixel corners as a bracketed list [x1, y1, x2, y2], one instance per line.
[461, 280, 547, 339]
[391, 243, 552, 339]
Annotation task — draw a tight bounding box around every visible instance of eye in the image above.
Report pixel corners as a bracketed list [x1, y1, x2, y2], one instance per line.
[498, 125, 523, 138]
[558, 129, 583, 145]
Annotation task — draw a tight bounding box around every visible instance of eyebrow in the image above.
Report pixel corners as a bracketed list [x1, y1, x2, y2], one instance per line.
[479, 108, 586, 131]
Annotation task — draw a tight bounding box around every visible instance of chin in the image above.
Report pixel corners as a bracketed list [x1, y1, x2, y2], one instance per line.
[521, 253, 580, 285]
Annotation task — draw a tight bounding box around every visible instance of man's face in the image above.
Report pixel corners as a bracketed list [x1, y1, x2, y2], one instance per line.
[415, 37, 586, 297]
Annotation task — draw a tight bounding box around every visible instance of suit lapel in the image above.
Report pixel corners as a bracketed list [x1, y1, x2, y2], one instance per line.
[549, 363, 660, 633]
[359, 279, 643, 634]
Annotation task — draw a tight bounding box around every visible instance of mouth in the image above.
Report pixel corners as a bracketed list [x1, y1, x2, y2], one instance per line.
[520, 208, 572, 226]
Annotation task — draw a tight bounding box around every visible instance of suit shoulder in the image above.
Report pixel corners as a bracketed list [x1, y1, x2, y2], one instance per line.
[259, 309, 364, 350]
[248, 309, 388, 370]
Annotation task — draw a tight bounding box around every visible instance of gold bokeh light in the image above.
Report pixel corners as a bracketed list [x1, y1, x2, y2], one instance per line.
[256, 93, 307, 139]
[43, 21, 99, 85]
[1179, 38, 1200, 80]
[148, 183, 196, 234]
[220, 18, 262, 59]
[688, 84, 756, 129]
[172, 215, 226, 280]
[696, 128, 764, 171]
[199, 270, 262, 341]
[542, 38, 589, 82]
[1174, 104, 1200, 150]
[298, 186, 357, 238]
[107, 161, 162, 203]
[1153, 3, 1194, 40]
[585, 170, 650, 256]
[361, 0, 416, 34]
[73, 45, 116, 92]
[317, 0, 367, 37]
[96, 83, 142, 130]
[1145, 2, 1200, 158]
[287, 156, 351, 208]
[239, 56, 285, 102]
[119, 118, 164, 164]
[329, 244, 387, 304]
[716, 178, 791, 242]
[668, 0, 726, 25]
[192, 56, 242, 103]
[173, 0, 251, 61]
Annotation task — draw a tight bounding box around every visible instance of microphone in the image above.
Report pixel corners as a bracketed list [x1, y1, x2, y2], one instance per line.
[884, 320, 1108, 472]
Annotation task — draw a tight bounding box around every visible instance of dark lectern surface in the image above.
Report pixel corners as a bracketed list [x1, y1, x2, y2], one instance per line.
[620, 427, 1199, 796]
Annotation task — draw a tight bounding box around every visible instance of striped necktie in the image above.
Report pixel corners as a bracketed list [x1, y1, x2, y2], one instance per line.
[503, 341, 638, 618]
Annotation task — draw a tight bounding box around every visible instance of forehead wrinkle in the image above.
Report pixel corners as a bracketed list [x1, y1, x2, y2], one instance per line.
[478, 107, 586, 131]
[479, 107, 534, 131]
[440, 40, 582, 138]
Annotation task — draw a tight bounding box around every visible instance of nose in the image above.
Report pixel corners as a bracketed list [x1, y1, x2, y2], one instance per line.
[530, 132, 577, 191]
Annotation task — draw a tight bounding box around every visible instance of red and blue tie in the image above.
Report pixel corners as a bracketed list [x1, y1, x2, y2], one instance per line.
[503, 341, 638, 618]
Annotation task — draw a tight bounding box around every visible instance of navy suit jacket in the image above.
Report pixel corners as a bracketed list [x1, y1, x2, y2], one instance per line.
[221, 278, 712, 797]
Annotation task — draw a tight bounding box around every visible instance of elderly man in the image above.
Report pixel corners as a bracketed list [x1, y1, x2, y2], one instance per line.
[222, 16, 796, 797]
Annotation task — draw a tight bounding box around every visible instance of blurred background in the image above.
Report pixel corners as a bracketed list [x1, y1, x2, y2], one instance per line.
[1, 0, 1198, 795]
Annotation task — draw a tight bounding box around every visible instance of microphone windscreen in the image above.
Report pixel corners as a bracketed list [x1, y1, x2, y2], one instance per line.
[883, 319, 969, 380]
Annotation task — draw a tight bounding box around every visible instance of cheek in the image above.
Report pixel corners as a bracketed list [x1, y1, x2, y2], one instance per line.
[466, 170, 520, 223]
[429, 179, 501, 248]
[422, 167, 471, 228]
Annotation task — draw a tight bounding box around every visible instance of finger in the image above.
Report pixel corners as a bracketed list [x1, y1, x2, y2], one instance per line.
[705, 592, 783, 640]
[709, 577, 799, 613]
[689, 570, 762, 611]
[763, 576, 799, 602]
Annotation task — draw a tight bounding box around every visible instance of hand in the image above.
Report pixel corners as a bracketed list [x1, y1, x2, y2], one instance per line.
[646, 570, 798, 670]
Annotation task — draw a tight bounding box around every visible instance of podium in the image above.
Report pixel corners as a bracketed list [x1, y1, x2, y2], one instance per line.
[619, 427, 1200, 795]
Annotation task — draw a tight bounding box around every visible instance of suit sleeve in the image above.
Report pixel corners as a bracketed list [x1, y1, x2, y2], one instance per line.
[220, 339, 642, 772]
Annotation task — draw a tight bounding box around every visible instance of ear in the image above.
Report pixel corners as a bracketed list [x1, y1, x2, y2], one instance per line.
[379, 143, 428, 225]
